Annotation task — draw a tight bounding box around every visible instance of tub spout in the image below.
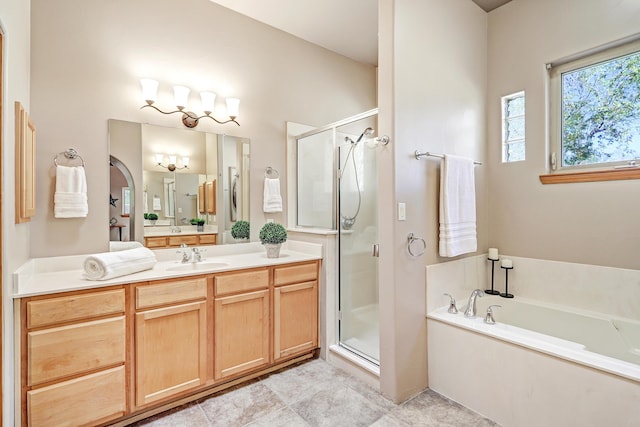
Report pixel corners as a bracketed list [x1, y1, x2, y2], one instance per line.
[464, 289, 484, 318]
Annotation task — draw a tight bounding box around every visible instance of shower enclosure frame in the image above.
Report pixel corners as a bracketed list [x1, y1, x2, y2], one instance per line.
[294, 108, 380, 366]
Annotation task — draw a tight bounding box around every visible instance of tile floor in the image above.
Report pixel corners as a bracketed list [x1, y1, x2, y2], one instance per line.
[133, 358, 498, 427]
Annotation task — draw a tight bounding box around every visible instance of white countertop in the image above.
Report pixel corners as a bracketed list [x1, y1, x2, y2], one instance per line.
[13, 241, 322, 298]
[143, 225, 218, 237]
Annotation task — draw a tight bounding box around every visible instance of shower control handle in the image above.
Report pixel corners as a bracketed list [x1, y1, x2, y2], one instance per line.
[372, 244, 379, 257]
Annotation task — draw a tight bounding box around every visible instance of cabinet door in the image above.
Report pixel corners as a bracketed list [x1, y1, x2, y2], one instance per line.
[214, 289, 270, 380]
[135, 301, 208, 407]
[274, 281, 318, 361]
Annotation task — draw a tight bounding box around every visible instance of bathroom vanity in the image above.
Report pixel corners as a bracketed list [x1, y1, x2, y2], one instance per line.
[14, 242, 321, 426]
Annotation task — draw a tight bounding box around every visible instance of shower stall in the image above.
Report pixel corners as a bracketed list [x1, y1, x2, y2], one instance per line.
[295, 109, 380, 365]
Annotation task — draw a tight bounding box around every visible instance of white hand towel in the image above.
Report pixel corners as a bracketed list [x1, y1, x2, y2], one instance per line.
[54, 165, 88, 218]
[263, 178, 283, 213]
[153, 196, 161, 211]
[83, 247, 157, 280]
[439, 154, 477, 257]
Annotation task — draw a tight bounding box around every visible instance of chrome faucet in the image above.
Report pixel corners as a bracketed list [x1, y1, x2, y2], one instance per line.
[177, 243, 191, 263]
[177, 244, 206, 263]
[464, 289, 484, 318]
[191, 247, 202, 263]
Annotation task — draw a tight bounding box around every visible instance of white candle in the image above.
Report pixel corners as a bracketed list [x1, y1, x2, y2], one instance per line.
[501, 259, 513, 268]
[488, 248, 499, 260]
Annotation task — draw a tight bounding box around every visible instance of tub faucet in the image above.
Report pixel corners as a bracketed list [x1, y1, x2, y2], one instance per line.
[464, 289, 484, 318]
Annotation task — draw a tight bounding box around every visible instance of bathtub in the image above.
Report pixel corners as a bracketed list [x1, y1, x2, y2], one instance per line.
[427, 295, 640, 426]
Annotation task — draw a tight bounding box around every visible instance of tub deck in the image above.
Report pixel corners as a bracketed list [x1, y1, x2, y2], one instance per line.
[428, 295, 640, 383]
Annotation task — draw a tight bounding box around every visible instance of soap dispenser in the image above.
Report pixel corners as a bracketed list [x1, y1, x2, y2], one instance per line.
[443, 293, 458, 314]
[484, 305, 501, 324]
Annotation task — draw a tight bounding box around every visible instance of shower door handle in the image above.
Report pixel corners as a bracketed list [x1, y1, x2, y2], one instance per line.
[372, 244, 379, 257]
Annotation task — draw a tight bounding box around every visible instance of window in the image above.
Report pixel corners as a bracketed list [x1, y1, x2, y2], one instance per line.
[549, 38, 640, 171]
[502, 91, 525, 163]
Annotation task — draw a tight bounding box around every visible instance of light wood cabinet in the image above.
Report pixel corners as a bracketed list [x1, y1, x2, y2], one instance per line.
[23, 287, 126, 427]
[144, 233, 217, 248]
[214, 269, 270, 380]
[20, 261, 320, 426]
[133, 278, 209, 408]
[273, 262, 319, 361]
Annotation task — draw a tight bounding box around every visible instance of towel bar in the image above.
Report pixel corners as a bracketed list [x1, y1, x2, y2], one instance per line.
[415, 150, 481, 165]
[265, 166, 279, 178]
[54, 148, 85, 167]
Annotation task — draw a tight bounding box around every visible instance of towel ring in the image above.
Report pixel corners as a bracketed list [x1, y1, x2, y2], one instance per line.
[265, 166, 279, 179]
[54, 148, 85, 167]
[407, 233, 426, 257]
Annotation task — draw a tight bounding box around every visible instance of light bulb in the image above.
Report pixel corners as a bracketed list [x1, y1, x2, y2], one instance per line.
[226, 98, 240, 118]
[155, 153, 164, 164]
[182, 157, 190, 167]
[200, 92, 216, 115]
[169, 155, 177, 166]
[141, 79, 159, 105]
[173, 85, 190, 110]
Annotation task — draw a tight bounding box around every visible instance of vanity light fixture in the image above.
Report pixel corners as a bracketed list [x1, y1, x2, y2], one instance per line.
[156, 154, 190, 172]
[140, 79, 240, 128]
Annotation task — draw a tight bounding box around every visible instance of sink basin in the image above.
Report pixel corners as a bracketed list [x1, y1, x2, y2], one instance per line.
[166, 261, 230, 272]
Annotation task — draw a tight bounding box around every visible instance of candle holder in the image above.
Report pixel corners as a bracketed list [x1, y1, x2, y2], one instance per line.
[485, 258, 500, 295]
[500, 265, 514, 298]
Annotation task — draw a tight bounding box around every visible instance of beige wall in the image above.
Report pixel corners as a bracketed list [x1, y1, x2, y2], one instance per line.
[378, 0, 488, 402]
[0, 0, 31, 422]
[29, 0, 376, 257]
[487, 0, 640, 269]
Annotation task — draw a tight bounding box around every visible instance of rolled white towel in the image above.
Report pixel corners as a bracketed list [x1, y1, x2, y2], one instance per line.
[109, 241, 143, 252]
[83, 247, 157, 281]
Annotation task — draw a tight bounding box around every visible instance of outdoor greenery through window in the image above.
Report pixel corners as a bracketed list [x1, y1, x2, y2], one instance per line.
[550, 39, 640, 170]
[502, 91, 525, 163]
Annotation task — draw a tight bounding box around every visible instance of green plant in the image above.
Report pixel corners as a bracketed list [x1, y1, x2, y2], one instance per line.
[143, 213, 149, 220]
[190, 218, 205, 226]
[231, 220, 250, 239]
[147, 213, 158, 221]
[259, 222, 287, 245]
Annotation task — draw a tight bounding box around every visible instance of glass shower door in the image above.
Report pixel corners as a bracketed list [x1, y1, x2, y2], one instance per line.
[337, 117, 379, 364]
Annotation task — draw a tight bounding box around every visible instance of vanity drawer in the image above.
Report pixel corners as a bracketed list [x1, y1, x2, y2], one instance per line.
[168, 235, 199, 246]
[198, 234, 217, 245]
[274, 262, 318, 286]
[28, 316, 126, 386]
[27, 365, 125, 427]
[136, 277, 208, 309]
[145, 237, 168, 248]
[214, 269, 269, 296]
[27, 288, 125, 328]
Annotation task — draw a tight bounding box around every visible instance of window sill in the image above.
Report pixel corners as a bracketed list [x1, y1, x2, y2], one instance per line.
[539, 168, 640, 184]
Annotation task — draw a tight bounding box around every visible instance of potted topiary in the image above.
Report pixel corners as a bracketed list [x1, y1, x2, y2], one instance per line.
[190, 217, 205, 232]
[231, 220, 250, 241]
[259, 222, 287, 258]
[147, 212, 158, 225]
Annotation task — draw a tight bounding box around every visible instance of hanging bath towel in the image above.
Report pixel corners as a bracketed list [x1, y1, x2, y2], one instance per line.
[263, 178, 283, 213]
[439, 154, 477, 257]
[54, 165, 88, 218]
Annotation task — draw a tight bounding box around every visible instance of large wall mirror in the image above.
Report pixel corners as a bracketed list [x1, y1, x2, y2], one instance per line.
[109, 119, 250, 247]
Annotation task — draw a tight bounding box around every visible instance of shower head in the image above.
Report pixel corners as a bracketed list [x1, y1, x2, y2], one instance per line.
[356, 127, 375, 143]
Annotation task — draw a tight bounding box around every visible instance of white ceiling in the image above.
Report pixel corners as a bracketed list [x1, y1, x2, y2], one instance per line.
[209, 0, 512, 66]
